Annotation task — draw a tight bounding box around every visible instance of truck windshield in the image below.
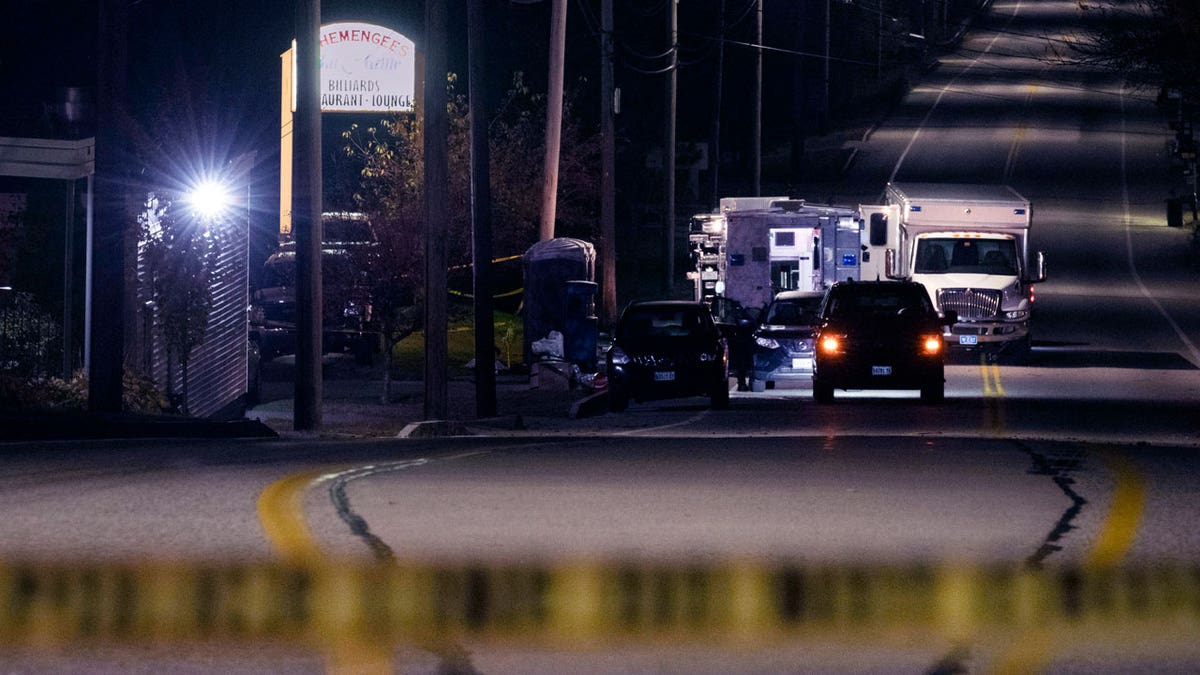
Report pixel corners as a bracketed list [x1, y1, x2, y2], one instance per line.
[914, 238, 1017, 275]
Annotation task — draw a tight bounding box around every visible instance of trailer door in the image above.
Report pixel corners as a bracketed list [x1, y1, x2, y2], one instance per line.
[857, 204, 900, 281]
[768, 228, 816, 293]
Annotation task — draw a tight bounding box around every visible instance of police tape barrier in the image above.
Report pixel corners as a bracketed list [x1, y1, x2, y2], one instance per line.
[0, 560, 1198, 647]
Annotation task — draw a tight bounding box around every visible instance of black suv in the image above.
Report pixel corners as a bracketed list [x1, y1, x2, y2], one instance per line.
[606, 300, 730, 411]
[812, 281, 956, 403]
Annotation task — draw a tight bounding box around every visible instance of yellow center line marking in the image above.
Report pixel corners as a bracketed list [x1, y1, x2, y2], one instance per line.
[980, 359, 1005, 397]
[259, 468, 392, 674]
[980, 355, 1006, 434]
[257, 469, 329, 563]
[1086, 449, 1147, 568]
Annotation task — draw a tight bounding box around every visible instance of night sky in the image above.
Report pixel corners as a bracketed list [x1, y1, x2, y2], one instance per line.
[1, 0, 790, 246]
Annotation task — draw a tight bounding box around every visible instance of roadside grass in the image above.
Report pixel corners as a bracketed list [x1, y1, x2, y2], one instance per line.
[390, 308, 523, 378]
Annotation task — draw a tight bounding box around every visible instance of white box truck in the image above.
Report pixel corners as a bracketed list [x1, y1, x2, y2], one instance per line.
[860, 182, 1047, 357]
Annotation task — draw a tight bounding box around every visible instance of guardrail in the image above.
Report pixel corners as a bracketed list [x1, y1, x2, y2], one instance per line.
[1, 559, 1197, 648]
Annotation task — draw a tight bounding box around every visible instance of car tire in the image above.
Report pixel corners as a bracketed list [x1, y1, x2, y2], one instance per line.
[920, 380, 945, 404]
[750, 378, 766, 393]
[246, 339, 262, 407]
[609, 390, 629, 412]
[354, 337, 375, 366]
[813, 379, 834, 403]
[710, 382, 730, 409]
[1000, 334, 1032, 365]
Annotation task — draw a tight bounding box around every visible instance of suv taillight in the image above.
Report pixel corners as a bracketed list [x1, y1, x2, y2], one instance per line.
[921, 334, 942, 355]
[819, 335, 842, 355]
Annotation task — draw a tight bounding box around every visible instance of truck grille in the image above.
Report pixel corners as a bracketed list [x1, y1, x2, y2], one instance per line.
[937, 288, 1001, 320]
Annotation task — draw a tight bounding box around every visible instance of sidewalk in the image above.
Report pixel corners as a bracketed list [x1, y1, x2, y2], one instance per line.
[248, 355, 604, 439]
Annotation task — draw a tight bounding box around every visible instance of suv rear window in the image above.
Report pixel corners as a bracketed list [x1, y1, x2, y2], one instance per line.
[824, 286, 932, 318]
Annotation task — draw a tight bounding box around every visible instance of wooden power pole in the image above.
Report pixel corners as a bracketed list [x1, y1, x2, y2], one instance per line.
[665, 0, 677, 288]
[424, 0, 450, 420]
[600, 0, 617, 325]
[90, 0, 128, 413]
[468, 0, 496, 418]
[539, 0, 568, 241]
[293, 0, 323, 431]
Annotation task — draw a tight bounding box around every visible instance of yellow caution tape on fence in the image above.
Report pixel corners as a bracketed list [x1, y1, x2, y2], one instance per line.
[447, 287, 524, 300]
[0, 560, 1197, 647]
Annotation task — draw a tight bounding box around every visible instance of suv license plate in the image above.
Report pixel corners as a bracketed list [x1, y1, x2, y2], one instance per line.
[654, 371, 675, 382]
[959, 335, 979, 345]
[872, 366, 892, 376]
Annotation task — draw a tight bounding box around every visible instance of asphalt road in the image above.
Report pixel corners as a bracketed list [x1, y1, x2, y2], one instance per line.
[4, 0, 1200, 672]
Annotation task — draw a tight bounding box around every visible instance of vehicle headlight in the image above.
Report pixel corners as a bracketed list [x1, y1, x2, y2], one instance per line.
[1002, 281, 1026, 305]
[609, 346, 630, 365]
[755, 336, 780, 349]
[1004, 310, 1029, 320]
[921, 334, 943, 355]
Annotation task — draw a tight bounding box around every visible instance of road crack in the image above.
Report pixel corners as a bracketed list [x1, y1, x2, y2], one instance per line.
[1021, 442, 1089, 570]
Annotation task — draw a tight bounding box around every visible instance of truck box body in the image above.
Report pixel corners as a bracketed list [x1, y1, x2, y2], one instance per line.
[689, 200, 862, 310]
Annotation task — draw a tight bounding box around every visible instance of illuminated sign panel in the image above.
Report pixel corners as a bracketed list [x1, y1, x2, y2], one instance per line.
[319, 22, 415, 113]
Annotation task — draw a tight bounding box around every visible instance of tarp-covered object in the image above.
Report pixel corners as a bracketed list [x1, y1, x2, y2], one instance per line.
[522, 238, 595, 367]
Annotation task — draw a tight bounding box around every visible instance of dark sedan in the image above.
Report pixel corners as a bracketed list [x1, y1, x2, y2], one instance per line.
[606, 300, 730, 411]
[812, 281, 956, 403]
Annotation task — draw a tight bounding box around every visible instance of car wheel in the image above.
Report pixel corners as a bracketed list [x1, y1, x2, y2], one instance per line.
[354, 336, 375, 365]
[1000, 335, 1032, 365]
[920, 380, 945, 404]
[813, 379, 834, 403]
[750, 378, 766, 393]
[710, 382, 730, 409]
[609, 389, 629, 412]
[246, 339, 262, 407]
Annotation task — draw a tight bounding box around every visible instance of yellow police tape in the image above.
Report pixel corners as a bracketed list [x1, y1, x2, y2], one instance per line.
[0, 560, 1197, 647]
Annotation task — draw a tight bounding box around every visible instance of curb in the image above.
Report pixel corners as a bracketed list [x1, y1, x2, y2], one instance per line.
[570, 391, 609, 419]
[0, 413, 278, 442]
[396, 420, 472, 439]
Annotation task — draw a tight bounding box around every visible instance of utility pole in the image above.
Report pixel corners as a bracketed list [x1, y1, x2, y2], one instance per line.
[824, 0, 832, 130]
[877, 6, 883, 81]
[90, 0, 128, 412]
[665, 0, 678, 288]
[753, 0, 762, 196]
[293, 0, 323, 431]
[600, 0, 617, 326]
[424, 0, 450, 420]
[709, 0, 725, 209]
[468, 0, 496, 418]
[540, 0, 568, 241]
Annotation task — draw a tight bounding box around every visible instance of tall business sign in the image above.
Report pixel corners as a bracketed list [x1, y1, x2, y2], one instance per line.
[280, 22, 417, 236]
[319, 22, 415, 113]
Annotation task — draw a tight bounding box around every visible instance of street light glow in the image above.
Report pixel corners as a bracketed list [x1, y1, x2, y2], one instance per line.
[186, 180, 231, 220]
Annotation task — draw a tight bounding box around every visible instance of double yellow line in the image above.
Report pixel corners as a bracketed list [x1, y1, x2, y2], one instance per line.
[980, 357, 1005, 397]
[980, 354, 1006, 433]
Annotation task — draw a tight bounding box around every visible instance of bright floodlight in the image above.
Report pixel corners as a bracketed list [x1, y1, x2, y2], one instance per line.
[187, 180, 231, 220]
